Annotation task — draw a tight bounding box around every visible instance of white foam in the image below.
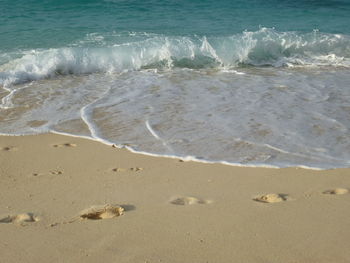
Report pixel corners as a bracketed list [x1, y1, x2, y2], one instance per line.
[0, 87, 16, 109]
[1, 28, 350, 87]
[1, 32, 350, 169]
[3, 128, 323, 170]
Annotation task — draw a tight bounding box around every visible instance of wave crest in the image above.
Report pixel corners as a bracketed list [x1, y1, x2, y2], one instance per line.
[1, 28, 350, 86]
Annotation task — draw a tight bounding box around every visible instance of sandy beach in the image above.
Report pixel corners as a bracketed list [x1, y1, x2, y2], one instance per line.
[0, 133, 349, 263]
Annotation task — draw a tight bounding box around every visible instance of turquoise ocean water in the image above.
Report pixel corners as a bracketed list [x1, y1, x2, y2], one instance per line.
[1, 0, 350, 168]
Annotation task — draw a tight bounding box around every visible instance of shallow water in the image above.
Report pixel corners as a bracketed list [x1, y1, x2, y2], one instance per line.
[1, 0, 350, 168]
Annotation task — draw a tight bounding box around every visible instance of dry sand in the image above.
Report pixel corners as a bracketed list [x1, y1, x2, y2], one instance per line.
[0, 133, 349, 263]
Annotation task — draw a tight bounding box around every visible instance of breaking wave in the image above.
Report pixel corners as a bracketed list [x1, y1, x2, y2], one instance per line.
[1, 28, 350, 86]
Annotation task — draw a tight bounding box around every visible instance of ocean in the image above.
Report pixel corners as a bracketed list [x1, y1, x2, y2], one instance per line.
[0, 0, 350, 168]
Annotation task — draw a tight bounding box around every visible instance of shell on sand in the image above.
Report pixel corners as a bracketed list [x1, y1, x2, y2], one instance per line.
[79, 204, 124, 220]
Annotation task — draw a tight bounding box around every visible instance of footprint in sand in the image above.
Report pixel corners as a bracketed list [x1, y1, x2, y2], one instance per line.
[112, 167, 143, 172]
[1, 146, 17, 152]
[0, 213, 39, 225]
[170, 196, 212, 205]
[253, 193, 289, 203]
[50, 204, 133, 226]
[52, 143, 77, 148]
[30, 170, 63, 177]
[31, 172, 43, 177]
[79, 204, 124, 220]
[323, 188, 349, 195]
[50, 170, 63, 175]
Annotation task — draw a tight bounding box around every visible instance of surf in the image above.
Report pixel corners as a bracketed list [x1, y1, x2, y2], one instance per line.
[1, 28, 350, 87]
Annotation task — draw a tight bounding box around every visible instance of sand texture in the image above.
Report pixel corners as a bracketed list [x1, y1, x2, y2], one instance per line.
[0, 133, 350, 263]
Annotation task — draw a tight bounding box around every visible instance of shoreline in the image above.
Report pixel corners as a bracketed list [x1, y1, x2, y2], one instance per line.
[1, 133, 350, 263]
[1, 131, 339, 170]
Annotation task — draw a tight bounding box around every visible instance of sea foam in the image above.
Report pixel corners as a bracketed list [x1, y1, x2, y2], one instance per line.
[1, 29, 350, 169]
[1, 28, 350, 87]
